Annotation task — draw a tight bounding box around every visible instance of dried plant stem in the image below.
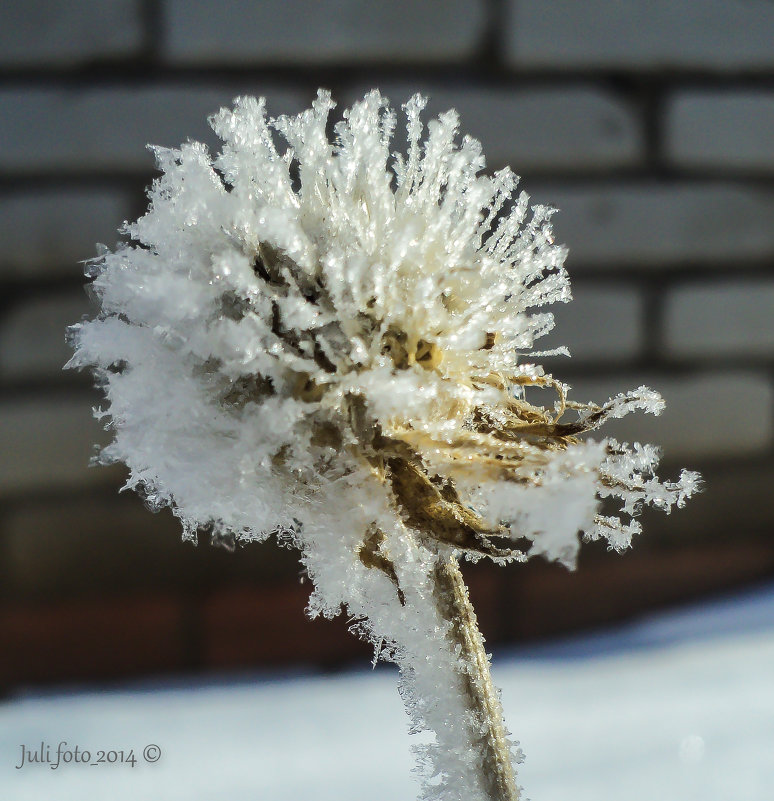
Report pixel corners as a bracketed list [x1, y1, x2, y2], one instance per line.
[432, 553, 521, 801]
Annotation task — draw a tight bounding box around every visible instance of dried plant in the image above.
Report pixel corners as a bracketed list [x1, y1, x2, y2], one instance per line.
[67, 90, 700, 801]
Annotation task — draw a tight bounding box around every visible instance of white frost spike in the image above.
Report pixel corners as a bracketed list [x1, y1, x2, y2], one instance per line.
[67, 90, 700, 801]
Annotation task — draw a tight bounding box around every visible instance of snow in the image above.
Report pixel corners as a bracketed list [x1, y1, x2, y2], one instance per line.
[3, 583, 773, 801]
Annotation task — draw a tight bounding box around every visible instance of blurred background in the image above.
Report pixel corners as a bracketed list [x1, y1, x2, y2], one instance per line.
[1, 0, 773, 695]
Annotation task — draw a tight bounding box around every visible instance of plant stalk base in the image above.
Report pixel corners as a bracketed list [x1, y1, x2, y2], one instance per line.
[432, 553, 520, 801]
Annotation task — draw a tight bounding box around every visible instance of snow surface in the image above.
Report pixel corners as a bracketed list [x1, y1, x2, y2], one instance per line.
[2, 583, 773, 801]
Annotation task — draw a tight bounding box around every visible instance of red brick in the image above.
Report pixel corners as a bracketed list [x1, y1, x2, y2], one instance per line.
[202, 584, 371, 669]
[0, 595, 186, 688]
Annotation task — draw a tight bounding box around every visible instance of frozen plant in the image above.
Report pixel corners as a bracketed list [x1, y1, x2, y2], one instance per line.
[67, 90, 700, 801]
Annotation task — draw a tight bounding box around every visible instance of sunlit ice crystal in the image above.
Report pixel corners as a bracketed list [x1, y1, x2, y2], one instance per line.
[67, 89, 700, 801]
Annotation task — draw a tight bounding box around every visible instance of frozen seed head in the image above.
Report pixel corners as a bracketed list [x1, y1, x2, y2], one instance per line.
[67, 89, 699, 575]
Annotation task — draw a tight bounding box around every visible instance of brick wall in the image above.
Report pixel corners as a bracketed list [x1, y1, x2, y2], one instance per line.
[2, 0, 774, 687]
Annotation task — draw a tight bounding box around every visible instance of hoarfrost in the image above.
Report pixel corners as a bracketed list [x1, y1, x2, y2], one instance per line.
[67, 89, 700, 801]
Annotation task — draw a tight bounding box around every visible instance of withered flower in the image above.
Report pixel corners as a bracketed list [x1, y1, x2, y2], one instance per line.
[68, 90, 699, 801]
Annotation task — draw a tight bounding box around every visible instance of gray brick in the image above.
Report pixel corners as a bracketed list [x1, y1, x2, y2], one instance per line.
[0, 291, 92, 381]
[506, 0, 774, 70]
[567, 372, 773, 460]
[0, 396, 120, 496]
[344, 84, 642, 171]
[0, 87, 306, 174]
[0, 190, 132, 278]
[540, 184, 774, 269]
[162, 0, 486, 64]
[0, 1, 143, 67]
[667, 92, 774, 172]
[538, 284, 643, 362]
[665, 281, 774, 359]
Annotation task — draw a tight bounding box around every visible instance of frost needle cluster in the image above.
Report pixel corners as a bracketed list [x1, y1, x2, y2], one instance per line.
[68, 90, 699, 801]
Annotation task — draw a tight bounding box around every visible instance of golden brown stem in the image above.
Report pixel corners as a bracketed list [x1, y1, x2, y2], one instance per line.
[432, 554, 521, 801]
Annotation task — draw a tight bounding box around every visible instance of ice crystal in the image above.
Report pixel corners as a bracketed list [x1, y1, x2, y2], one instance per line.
[67, 90, 700, 801]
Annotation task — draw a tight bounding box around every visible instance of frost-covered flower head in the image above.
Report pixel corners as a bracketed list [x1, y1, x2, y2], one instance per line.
[69, 89, 697, 580]
[69, 89, 700, 801]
